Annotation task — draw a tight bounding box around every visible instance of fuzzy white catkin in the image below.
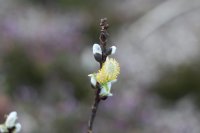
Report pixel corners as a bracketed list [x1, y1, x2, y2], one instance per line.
[111, 46, 117, 54]
[5, 112, 17, 128]
[14, 123, 21, 133]
[88, 74, 97, 86]
[90, 76, 97, 86]
[93, 44, 102, 54]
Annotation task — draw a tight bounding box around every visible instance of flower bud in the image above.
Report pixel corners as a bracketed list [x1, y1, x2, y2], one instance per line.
[14, 123, 21, 133]
[92, 44, 102, 62]
[111, 46, 117, 54]
[106, 46, 117, 55]
[92, 44, 102, 55]
[88, 74, 97, 87]
[99, 82, 113, 97]
[5, 112, 17, 128]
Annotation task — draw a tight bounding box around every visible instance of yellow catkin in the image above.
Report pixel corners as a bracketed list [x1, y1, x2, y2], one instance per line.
[96, 58, 120, 84]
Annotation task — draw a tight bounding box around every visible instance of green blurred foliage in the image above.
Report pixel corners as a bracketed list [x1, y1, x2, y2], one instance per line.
[1, 45, 92, 104]
[2, 46, 45, 96]
[51, 53, 91, 103]
[53, 116, 83, 133]
[151, 61, 200, 105]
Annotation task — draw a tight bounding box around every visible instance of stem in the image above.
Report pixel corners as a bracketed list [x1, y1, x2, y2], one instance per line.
[87, 89, 101, 133]
[87, 18, 109, 133]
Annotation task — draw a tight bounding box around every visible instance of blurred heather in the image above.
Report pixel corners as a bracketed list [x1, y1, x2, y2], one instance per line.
[1, 0, 200, 133]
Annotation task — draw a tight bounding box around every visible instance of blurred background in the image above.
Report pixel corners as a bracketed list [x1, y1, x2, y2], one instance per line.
[1, 0, 200, 132]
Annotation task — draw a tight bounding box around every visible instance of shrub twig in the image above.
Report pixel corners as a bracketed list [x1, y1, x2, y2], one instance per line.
[87, 18, 109, 133]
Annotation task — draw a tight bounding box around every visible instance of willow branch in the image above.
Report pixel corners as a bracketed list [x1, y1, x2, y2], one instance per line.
[87, 18, 109, 133]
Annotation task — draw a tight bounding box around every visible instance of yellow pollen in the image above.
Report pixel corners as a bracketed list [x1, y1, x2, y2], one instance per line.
[96, 58, 120, 84]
